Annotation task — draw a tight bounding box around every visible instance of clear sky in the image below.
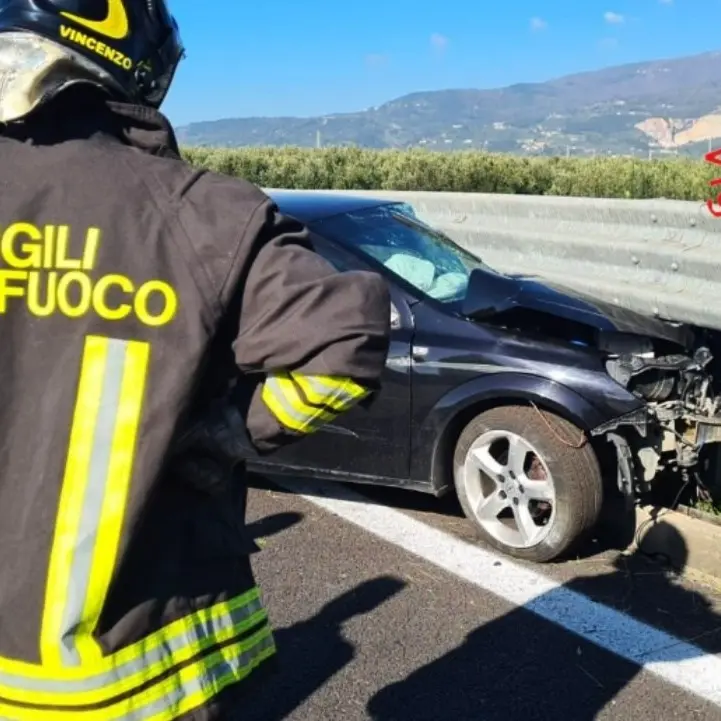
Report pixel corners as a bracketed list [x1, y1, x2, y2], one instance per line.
[162, 0, 716, 127]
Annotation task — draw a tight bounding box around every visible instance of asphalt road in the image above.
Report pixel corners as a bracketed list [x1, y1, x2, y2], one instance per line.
[235, 474, 721, 721]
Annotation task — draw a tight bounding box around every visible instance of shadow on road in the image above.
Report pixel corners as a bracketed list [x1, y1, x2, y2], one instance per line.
[243, 476, 721, 718]
[366, 521, 721, 720]
[239, 576, 406, 721]
[245, 511, 304, 541]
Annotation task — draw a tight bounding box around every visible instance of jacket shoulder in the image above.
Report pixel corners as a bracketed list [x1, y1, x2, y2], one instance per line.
[124, 151, 274, 306]
[122, 149, 270, 215]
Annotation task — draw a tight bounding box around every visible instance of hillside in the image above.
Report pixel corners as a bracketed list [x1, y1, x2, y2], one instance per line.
[176, 51, 721, 157]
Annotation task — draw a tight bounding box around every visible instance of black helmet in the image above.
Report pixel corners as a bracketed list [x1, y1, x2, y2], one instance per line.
[0, 0, 185, 108]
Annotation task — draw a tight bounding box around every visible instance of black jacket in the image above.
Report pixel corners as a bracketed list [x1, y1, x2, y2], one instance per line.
[0, 88, 390, 721]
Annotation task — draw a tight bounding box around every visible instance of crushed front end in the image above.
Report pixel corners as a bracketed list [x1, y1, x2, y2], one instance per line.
[590, 330, 721, 498]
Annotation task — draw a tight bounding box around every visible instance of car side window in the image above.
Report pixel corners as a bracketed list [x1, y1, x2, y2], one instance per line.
[309, 233, 363, 272]
[310, 233, 402, 330]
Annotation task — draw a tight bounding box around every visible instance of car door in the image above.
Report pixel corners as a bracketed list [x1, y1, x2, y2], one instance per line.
[264, 233, 414, 482]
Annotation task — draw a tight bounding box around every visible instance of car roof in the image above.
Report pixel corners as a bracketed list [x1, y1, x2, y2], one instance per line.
[264, 188, 397, 223]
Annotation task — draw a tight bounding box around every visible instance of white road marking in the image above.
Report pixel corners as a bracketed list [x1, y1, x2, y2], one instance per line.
[273, 476, 721, 707]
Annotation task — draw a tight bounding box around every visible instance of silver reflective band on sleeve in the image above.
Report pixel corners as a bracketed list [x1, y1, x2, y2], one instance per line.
[262, 374, 336, 434]
[292, 374, 369, 411]
[261, 371, 370, 435]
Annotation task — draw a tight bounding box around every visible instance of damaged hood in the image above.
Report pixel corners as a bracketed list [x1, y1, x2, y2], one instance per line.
[460, 267, 694, 348]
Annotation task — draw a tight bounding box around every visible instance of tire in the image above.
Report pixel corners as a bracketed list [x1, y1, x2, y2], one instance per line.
[453, 404, 603, 563]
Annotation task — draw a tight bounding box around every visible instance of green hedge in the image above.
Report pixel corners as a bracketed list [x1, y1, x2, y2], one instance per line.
[180, 146, 719, 200]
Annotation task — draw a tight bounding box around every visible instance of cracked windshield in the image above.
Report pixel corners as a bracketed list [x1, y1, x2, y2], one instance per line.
[315, 203, 488, 303]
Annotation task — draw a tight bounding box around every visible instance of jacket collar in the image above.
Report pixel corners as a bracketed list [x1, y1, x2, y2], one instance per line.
[106, 101, 181, 158]
[0, 88, 182, 159]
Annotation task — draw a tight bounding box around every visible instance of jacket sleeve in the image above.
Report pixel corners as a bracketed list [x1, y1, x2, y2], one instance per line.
[232, 199, 391, 453]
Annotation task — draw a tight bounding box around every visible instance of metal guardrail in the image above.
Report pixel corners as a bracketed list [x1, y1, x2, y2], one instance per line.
[270, 189, 721, 333]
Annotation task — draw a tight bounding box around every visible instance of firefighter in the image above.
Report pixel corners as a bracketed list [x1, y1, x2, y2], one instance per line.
[0, 1, 391, 720]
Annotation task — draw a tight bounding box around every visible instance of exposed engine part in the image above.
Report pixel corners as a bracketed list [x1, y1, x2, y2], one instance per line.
[637, 445, 660, 482]
[606, 345, 714, 408]
[629, 369, 677, 401]
[697, 423, 721, 445]
[596, 338, 721, 495]
[605, 351, 711, 402]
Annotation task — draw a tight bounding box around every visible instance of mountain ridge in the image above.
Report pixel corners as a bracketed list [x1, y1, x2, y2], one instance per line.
[176, 51, 721, 157]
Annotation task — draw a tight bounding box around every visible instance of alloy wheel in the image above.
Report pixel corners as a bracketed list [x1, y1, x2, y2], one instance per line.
[460, 429, 556, 549]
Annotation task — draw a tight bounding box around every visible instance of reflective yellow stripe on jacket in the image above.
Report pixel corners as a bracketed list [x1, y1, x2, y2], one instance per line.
[41, 336, 149, 669]
[0, 590, 274, 717]
[261, 371, 370, 434]
[0, 335, 275, 718]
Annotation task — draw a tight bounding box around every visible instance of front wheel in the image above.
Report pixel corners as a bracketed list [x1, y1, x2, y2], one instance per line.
[453, 405, 603, 563]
